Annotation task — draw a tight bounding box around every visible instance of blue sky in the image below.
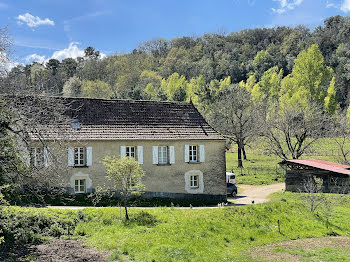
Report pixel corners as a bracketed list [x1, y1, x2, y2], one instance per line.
[0, 0, 349, 65]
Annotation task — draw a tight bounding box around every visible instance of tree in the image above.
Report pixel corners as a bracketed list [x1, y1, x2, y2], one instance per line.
[264, 104, 328, 160]
[102, 156, 145, 220]
[63, 76, 81, 97]
[209, 85, 261, 167]
[61, 58, 77, 79]
[81, 80, 113, 99]
[324, 76, 339, 115]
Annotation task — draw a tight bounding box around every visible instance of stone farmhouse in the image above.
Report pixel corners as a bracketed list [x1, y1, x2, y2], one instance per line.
[27, 97, 227, 201]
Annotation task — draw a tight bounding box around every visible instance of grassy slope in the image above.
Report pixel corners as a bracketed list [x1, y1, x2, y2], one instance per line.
[227, 138, 346, 185]
[72, 193, 350, 261]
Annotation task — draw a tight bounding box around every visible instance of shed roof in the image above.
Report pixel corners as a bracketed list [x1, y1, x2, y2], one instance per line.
[280, 159, 350, 176]
[18, 96, 224, 141]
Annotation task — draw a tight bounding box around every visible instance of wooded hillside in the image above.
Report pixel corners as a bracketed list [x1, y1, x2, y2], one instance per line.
[2, 15, 350, 109]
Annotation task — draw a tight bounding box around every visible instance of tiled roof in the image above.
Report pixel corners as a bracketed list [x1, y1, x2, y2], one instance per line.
[281, 159, 350, 176]
[25, 96, 224, 141]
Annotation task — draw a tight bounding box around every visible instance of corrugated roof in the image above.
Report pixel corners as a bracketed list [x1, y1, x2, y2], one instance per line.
[282, 159, 350, 176]
[19, 96, 224, 141]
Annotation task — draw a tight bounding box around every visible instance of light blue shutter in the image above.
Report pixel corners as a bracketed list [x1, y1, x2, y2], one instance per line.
[169, 146, 175, 164]
[152, 146, 158, 164]
[199, 144, 205, 162]
[68, 147, 74, 166]
[86, 146, 92, 166]
[137, 146, 143, 164]
[184, 144, 189, 162]
[120, 146, 126, 157]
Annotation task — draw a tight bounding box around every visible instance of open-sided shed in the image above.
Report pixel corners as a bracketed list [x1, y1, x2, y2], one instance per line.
[280, 159, 350, 194]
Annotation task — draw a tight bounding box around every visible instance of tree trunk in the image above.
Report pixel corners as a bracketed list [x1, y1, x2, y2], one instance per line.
[242, 146, 247, 160]
[124, 205, 129, 220]
[238, 145, 243, 168]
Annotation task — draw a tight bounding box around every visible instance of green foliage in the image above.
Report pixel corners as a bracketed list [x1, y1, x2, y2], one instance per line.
[280, 44, 333, 110]
[62, 76, 81, 97]
[81, 79, 113, 99]
[102, 156, 145, 195]
[0, 206, 76, 245]
[324, 77, 339, 115]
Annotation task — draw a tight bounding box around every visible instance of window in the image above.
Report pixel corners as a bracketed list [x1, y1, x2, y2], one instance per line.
[32, 147, 44, 167]
[74, 179, 86, 193]
[74, 147, 85, 166]
[189, 145, 198, 162]
[158, 146, 168, 164]
[190, 175, 199, 188]
[126, 146, 136, 158]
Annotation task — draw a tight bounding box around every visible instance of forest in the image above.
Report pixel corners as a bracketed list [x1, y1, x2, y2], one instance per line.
[1, 15, 349, 107]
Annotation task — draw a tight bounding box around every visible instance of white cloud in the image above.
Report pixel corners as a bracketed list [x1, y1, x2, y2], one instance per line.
[22, 43, 106, 65]
[272, 0, 303, 14]
[16, 13, 54, 28]
[51, 42, 85, 61]
[25, 54, 46, 64]
[341, 0, 350, 12]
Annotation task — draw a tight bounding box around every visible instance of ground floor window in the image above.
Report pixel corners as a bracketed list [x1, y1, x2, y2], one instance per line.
[74, 179, 86, 193]
[190, 175, 199, 188]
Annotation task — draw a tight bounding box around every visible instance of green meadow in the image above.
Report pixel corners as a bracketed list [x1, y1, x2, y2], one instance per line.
[2, 193, 349, 261]
[227, 138, 347, 185]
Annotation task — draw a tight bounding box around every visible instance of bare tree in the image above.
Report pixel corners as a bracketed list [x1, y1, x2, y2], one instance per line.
[263, 104, 329, 160]
[209, 85, 262, 167]
[332, 112, 350, 164]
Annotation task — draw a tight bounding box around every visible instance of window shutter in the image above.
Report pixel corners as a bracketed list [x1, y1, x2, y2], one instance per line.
[184, 144, 189, 162]
[120, 146, 126, 157]
[137, 146, 143, 164]
[86, 146, 92, 166]
[152, 146, 158, 164]
[199, 144, 205, 162]
[68, 147, 74, 167]
[169, 146, 175, 164]
[44, 147, 49, 167]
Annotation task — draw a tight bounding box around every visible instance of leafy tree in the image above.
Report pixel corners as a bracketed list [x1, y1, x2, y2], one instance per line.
[81, 80, 113, 99]
[46, 59, 60, 76]
[102, 156, 145, 220]
[63, 76, 81, 97]
[324, 77, 339, 115]
[61, 58, 77, 78]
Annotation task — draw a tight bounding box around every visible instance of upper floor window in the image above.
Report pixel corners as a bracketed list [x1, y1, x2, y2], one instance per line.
[158, 146, 168, 164]
[74, 147, 85, 166]
[32, 147, 44, 167]
[68, 146, 92, 167]
[126, 146, 136, 158]
[189, 145, 198, 162]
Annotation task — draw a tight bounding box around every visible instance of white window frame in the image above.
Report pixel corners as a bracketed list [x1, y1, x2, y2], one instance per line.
[190, 175, 199, 188]
[126, 146, 136, 158]
[32, 147, 44, 167]
[74, 147, 85, 166]
[189, 145, 198, 162]
[74, 179, 86, 193]
[158, 146, 168, 164]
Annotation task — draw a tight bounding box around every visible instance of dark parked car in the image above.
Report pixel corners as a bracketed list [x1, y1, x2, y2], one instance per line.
[227, 183, 237, 197]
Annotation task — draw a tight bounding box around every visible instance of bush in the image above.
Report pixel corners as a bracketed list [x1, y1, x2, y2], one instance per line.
[0, 207, 77, 245]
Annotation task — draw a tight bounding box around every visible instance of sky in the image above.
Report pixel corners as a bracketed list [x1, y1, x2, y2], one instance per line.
[0, 0, 350, 66]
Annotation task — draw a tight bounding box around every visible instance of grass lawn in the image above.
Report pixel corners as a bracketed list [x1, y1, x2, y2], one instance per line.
[70, 193, 350, 261]
[227, 137, 348, 185]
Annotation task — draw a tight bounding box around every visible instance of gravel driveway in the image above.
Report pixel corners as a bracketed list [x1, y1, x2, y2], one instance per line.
[229, 183, 285, 205]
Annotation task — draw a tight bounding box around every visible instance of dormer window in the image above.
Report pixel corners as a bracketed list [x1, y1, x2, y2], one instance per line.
[71, 120, 81, 130]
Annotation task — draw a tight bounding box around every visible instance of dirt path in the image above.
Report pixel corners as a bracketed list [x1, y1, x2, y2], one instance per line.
[229, 183, 285, 205]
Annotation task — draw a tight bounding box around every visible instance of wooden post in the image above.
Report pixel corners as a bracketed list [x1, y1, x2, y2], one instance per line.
[278, 219, 281, 234]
